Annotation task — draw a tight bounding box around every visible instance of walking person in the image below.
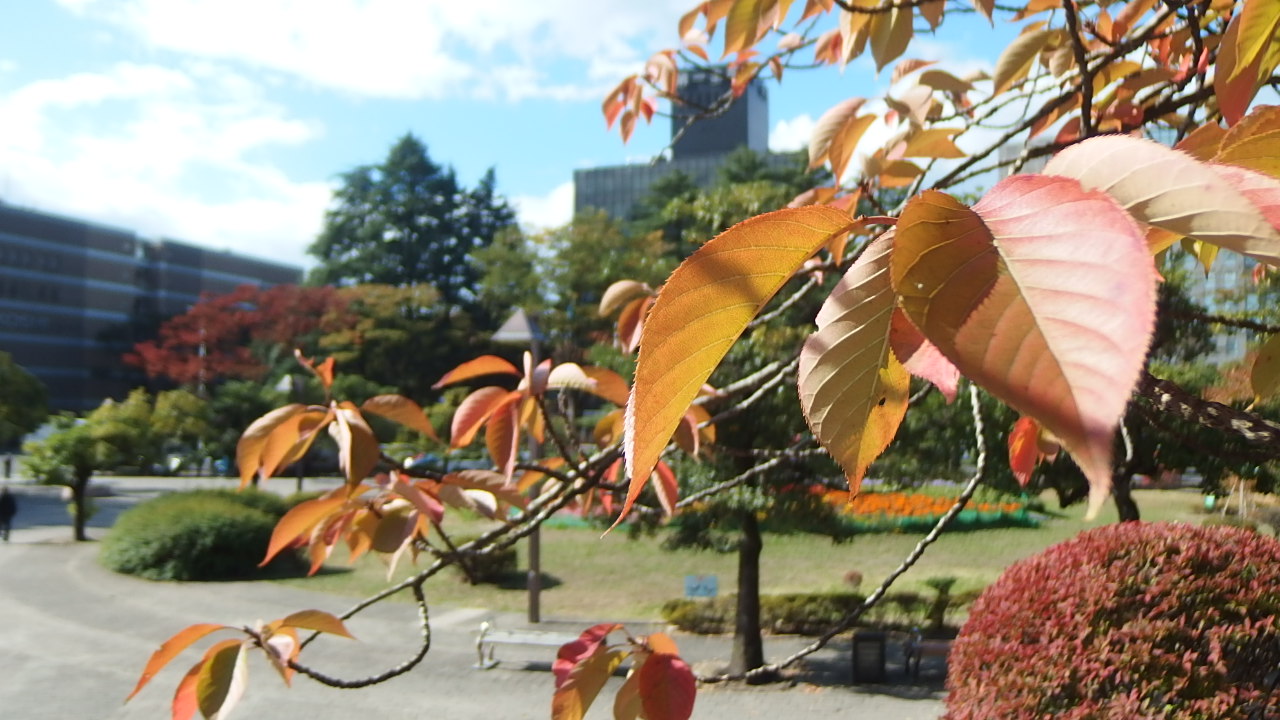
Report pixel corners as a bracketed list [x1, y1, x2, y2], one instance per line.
[0, 486, 15, 541]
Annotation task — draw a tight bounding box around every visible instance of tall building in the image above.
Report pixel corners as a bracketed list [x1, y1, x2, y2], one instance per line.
[574, 69, 791, 220]
[0, 204, 301, 411]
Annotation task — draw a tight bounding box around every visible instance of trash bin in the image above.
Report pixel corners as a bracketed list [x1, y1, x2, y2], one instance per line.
[851, 629, 886, 684]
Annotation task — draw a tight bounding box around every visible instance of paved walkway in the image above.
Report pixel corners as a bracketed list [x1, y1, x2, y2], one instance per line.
[0, 478, 946, 719]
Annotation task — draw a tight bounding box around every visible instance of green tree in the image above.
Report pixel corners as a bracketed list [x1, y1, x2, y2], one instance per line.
[151, 389, 212, 471]
[307, 134, 516, 312]
[475, 211, 674, 356]
[23, 414, 99, 541]
[85, 389, 159, 474]
[0, 352, 48, 450]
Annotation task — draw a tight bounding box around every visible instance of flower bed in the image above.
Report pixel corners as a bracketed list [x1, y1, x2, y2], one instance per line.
[837, 490, 1035, 532]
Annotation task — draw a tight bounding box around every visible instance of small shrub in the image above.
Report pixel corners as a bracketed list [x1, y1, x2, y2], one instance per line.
[283, 490, 326, 509]
[101, 491, 286, 581]
[946, 522, 1280, 720]
[175, 488, 290, 518]
[1201, 513, 1259, 532]
[662, 592, 867, 635]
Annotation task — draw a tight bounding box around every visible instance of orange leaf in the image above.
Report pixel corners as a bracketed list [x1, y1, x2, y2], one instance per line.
[259, 408, 331, 482]
[332, 402, 380, 485]
[128, 623, 229, 702]
[361, 395, 440, 442]
[433, 355, 520, 389]
[653, 461, 679, 517]
[275, 610, 355, 639]
[485, 396, 521, 481]
[236, 404, 308, 488]
[893, 177, 1156, 517]
[808, 98, 866, 169]
[170, 658, 203, 720]
[901, 128, 966, 159]
[992, 28, 1051, 95]
[442, 469, 527, 509]
[1008, 416, 1041, 488]
[722, 0, 769, 58]
[624, 207, 860, 522]
[451, 387, 521, 448]
[581, 366, 631, 406]
[260, 494, 348, 566]
[551, 625, 626, 720]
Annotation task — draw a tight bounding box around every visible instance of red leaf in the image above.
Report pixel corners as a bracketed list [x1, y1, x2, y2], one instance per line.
[451, 387, 520, 448]
[638, 652, 697, 720]
[553, 623, 623, 690]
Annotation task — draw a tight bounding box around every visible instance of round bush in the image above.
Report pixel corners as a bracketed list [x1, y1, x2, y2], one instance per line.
[101, 491, 285, 581]
[945, 522, 1280, 720]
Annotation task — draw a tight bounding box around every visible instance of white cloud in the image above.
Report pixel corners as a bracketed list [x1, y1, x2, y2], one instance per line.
[769, 114, 814, 153]
[0, 62, 329, 266]
[512, 181, 574, 230]
[56, 0, 692, 101]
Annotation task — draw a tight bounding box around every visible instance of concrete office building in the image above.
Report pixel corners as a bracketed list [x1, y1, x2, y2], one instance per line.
[0, 203, 301, 411]
[574, 69, 796, 220]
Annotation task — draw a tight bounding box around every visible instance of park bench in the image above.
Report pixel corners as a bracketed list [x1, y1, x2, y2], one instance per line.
[902, 628, 952, 681]
[474, 620, 580, 669]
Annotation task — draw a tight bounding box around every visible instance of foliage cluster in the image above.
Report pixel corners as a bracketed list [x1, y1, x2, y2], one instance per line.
[0, 351, 47, 450]
[946, 522, 1280, 719]
[101, 489, 290, 581]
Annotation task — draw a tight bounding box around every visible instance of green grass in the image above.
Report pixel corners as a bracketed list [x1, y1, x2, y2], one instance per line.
[275, 489, 1208, 621]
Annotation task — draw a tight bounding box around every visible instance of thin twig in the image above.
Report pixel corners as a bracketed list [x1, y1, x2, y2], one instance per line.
[290, 582, 432, 688]
[699, 382, 988, 684]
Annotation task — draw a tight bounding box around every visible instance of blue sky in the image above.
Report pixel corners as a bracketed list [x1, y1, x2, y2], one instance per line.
[0, 1, 1003, 268]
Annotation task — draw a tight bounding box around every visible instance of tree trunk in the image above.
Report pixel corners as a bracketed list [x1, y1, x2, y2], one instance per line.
[1112, 473, 1140, 522]
[71, 476, 89, 542]
[730, 510, 765, 677]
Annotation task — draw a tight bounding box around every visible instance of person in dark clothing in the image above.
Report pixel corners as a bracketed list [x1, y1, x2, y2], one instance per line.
[0, 487, 15, 541]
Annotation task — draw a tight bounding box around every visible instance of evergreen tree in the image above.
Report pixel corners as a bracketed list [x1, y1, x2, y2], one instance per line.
[307, 134, 516, 312]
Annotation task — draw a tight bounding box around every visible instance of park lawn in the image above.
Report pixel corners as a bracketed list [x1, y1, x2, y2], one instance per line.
[275, 488, 1207, 621]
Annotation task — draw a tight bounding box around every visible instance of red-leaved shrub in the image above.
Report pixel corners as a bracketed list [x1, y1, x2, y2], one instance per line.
[946, 522, 1280, 720]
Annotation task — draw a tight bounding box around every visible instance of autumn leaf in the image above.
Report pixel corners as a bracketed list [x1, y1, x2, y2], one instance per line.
[869, 5, 913, 72]
[433, 355, 520, 389]
[258, 408, 331, 483]
[799, 232, 910, 491]
[1008, 416, 1041, 488]
[451, 387, 521, 448]
[236, 404, 308, 488]
[722, 0, 769, 57]
[260, 494, 349, 566]
[1216, 106, 1280, 178]
[551, 642, 626, 720]
[1252, 334, 1280, 404]
[331, 403, 380, 485]
[1227, 0, 1280, 83]
[808, 98, 867, 170]
[888, 309, 959, 402]
[992, 28, 1051, 95]
[195, 639, 249, 720]
[637, 652, 697, 720]
[901, 128, 966, 159]
[127, 623, 230, 702]
[892, 176, 1156, 516]
[599, 280, 653, 317]
[273, 610, 355, 639]
[361, 395, 440, 442]
[1043, 135, 1280, 267]
[624, 207, 860, 520]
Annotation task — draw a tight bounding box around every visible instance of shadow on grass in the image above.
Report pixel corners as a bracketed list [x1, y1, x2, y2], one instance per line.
[785, 637, 948, 698]
[490, 570, 563, 591]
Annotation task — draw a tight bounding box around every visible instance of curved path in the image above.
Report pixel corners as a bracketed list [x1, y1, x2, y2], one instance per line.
[0, 481, 945, 719]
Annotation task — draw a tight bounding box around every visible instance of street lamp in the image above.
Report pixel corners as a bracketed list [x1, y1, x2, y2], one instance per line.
[492, 308, 545, 624]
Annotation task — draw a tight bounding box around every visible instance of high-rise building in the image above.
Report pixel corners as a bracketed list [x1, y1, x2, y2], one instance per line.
[574, 70, 791, 221]
[0, 204, 301, 410]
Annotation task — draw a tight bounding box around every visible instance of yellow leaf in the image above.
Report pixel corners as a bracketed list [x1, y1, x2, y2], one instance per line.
[1216, 106, 1280, 179]
[624, 207, 860, 513]
[1229, 0, 1280, 83]
[599, 280, 653, 317]
[723, 0, 770, 57]
[1252, 334, 1280, 403]
[195, 639, 248, 720]
[275, 610, 355, 639]
[829, 113, 878, 182]
[992, 28, 1051, 95]
[332, 402, 380, 485]
[800, 233, 909, 489]
[901, 128, 966, 159]
[869, 5, 913, 72]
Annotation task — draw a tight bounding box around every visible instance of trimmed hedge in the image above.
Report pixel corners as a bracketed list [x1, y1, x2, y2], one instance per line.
[101, 489, 289, 581]
[664, 587, 978, 635]
[945, 522, 1280, 720]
